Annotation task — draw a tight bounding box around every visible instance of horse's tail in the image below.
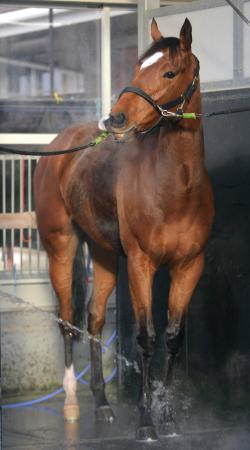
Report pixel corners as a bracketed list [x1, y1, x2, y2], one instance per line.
[72, 242, 88, 331]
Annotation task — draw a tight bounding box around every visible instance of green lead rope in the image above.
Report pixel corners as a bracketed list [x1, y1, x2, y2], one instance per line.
[182, 112, 198, 119]
[92, 131, 111, 146]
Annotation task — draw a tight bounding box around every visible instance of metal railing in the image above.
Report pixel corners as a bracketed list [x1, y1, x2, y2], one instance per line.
[0, 154, 48, 279]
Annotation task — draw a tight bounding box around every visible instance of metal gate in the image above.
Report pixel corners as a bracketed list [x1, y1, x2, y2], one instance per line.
[0, 154, 47, 278]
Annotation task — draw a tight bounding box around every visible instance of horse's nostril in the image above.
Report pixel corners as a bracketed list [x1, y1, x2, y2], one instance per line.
[110, 112, 126, 127]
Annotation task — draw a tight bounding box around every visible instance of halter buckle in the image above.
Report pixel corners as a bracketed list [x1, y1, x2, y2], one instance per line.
[157, 106, 179, 118]
[157, 105, 183, 121]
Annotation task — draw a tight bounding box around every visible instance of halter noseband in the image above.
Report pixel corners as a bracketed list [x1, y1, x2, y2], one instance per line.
[118, 56, 200, 122]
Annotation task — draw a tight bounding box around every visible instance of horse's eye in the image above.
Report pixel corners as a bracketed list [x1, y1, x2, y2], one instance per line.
[163, 71, 176, 79]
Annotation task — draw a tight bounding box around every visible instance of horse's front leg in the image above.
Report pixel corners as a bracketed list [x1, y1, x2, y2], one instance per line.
[160, 253, 205, 433]
[127, 249, 157, 441]
[88, 245, 117, 423]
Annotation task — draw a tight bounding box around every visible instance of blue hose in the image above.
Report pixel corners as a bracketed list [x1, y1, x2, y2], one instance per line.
[2, 330, 117, 409]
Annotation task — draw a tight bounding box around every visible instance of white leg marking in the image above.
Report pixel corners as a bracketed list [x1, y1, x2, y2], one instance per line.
[63, 364, 78, 406]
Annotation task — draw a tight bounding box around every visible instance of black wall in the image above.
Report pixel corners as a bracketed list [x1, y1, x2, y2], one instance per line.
[116, 88, 250, 405]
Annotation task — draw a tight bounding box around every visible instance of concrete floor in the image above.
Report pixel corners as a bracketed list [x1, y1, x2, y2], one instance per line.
[2, 391, 250, 450]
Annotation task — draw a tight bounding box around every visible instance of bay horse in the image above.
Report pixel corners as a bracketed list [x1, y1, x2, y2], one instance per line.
[34, 18, 214, 441]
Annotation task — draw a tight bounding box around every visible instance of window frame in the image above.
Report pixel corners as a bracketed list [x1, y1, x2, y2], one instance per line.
[147, 0, 250, 92]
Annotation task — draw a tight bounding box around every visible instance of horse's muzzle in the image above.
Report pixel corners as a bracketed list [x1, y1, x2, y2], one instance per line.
[98, 112, 127, 133]
[109, 112, 126, 128]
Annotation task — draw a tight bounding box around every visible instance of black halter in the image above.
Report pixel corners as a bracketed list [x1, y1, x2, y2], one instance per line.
[118, 56, 200, 122]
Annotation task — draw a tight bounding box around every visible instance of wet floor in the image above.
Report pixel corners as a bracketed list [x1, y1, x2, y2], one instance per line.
[2, 392, 250, 450]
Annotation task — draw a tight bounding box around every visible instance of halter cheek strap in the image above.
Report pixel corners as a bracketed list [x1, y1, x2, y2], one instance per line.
[118, 56, 200, 121]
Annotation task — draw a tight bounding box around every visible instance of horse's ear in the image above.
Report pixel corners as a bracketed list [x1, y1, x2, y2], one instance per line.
[180, 18, 192, 52]
[151, 18, 163, 42]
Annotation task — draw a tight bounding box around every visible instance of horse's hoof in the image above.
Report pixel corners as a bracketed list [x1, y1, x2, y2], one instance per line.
[95, 405, 115, 423]
[64, 404, 80, 422]
[136, 425, 158, 442]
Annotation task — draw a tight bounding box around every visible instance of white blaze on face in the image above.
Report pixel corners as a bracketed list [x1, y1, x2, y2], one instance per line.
[140, 51, 164, 70]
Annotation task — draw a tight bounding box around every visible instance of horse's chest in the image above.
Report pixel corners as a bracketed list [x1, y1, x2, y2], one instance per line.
[118, 186, 204, 263]
[128, 219, 201, 265]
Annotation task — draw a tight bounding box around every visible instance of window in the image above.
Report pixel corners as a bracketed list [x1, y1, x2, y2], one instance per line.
[149, 0, 250, 92]
[0, 7, 102, 132]
[111, 11, 137, 98]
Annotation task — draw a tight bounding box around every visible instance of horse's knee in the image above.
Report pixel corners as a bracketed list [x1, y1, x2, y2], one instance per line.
[88, 312, 105, 336]
[59, 303, 74, 324]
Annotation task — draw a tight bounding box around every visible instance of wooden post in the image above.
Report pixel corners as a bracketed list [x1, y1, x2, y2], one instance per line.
[0, 212, 37, 230]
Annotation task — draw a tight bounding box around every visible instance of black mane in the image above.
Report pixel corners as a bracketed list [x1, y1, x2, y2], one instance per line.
[139, 37, 180, 63]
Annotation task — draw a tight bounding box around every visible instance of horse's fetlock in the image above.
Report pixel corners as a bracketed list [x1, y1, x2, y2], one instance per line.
[166, 324, 184, 356]
[137, 333, 155, 357]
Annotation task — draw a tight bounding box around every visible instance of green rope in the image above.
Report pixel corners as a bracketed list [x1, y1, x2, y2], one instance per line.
[182, 112, 197, 119]
[93, 131, 110, 146]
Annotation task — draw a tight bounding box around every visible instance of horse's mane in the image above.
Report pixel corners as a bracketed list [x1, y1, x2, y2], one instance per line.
[139, 37, 180, 63]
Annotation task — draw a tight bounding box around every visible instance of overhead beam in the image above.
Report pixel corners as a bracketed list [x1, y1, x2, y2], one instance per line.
[148, 0, 228, 18]
[1, 0, 137, 8]
[226, 0, 250, 26]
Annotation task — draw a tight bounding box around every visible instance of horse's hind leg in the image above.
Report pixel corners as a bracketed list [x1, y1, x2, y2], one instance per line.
[88, 244, 117, 423]
[127, 248, 157, 441]
[47, 231, 81, 422]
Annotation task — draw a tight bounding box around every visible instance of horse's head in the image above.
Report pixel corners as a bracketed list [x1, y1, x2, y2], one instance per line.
[101, 18, 200, 134]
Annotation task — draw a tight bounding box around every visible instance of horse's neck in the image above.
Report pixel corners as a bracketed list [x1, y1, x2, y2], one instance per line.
[158, 90, 204, 160]
[159, 121, 204, 153]
[152, 119, 205, 179]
